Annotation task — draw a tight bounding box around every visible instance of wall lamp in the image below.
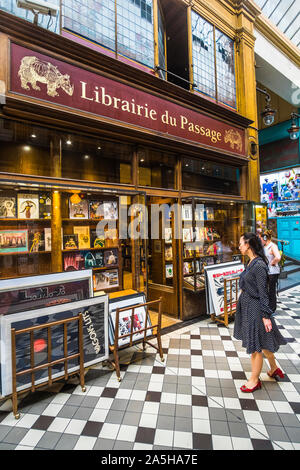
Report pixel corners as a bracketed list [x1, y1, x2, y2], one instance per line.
[256, 87, 276, 126]
[287, 113, 300, 141]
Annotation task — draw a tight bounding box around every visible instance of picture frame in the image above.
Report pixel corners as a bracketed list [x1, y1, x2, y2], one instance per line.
[93, 270, 119, 291]
[104, 248, 118, 267]
[28, 229, 45, 252]
[103, 201, 118, 220]
[74, 226, 90, 249]
[17, 193, 39, 219]
[0, 295, 109, 396]
[69, 197, 89, 219]
[0, 196, 17, 219]
[0, 229, 28, 254]
[63, 234, 79, 250]
[108, 292, 152, 347]
[204, 261, 244, 316]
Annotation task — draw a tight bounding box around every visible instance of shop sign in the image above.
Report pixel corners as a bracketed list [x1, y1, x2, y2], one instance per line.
[10, 43, 246, 156]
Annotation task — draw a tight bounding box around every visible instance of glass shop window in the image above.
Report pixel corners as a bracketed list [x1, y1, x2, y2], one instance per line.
[182, 157, 240, 195]
[138, 147, 177, 189]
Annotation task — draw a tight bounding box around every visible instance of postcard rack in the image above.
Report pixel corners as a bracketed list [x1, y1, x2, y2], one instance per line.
[109, 298, 164, 381]
[210, 277, 239, 328]
[11, 314, 86, 419]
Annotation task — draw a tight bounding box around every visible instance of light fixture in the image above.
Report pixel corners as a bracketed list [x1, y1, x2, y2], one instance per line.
[66, 139, 72, 145]
[70, 193, 82, 204]
[84, 154, 90, 160]
[30, 133, 37, 138]
[257, 87, 276, 126]
[287, 113, 300, 141]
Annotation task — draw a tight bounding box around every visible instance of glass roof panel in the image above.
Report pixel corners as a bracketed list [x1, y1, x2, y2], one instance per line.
[254, 0, 300, 48]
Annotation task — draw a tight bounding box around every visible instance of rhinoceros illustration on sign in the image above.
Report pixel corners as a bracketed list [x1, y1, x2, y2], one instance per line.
[18, 56, 74, 97]
[224, 129, 243, 152]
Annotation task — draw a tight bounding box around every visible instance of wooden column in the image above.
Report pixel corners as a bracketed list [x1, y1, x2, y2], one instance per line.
[234, 1, 261, 203]
[51, 136, 62, 273]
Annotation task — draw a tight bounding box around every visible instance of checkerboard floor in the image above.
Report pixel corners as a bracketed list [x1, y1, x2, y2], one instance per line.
[0, 286, 300, 450]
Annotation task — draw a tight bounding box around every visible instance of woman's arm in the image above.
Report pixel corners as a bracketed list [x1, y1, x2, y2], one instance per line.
[270, 243, 281, 265]
[254, 262, 274, 318]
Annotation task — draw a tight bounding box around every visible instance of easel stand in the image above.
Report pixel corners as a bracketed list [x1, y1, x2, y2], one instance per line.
[109, 298, 164, 381]
[11, 314, 86, 419]
[210, 277, 239, 327]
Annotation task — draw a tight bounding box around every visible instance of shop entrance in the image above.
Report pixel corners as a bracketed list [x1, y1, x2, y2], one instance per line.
[146, 196, 180, 319]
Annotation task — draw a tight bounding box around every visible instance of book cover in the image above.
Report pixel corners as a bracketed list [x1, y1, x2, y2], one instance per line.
[74, 226, 90, 249]
[63, 252, 85, 271]
[90, 230, 105, 248]
[103, 201, 118, 220]
[69, 197, 89, 219]
[28, 229, 45, 252]
[17, 193, 39, 219]
[39, 193, 51, 219]
[63, 234, 79, 250]
[104, 248, 118, 267]
[89, 200, 103, 219]
[0, 196, 17, 218]
[165, 264, 173, 278]
[165, 245, 173, 261]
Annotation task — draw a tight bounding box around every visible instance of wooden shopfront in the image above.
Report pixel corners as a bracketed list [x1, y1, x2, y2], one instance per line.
[0, 10, 257, 323]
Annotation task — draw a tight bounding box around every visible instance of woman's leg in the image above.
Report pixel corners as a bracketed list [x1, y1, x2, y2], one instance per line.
[246, 351, 263, 387]
[262, 349, 278, 375]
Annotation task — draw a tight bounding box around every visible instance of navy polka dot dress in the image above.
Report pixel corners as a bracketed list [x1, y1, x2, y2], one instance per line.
[233, 257, 287, 354]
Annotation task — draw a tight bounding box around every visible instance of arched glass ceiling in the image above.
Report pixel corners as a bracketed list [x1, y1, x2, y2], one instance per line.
[255, 0, 300, 48]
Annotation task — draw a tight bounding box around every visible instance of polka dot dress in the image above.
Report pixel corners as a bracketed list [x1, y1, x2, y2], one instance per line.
[233, 257, 287, 354]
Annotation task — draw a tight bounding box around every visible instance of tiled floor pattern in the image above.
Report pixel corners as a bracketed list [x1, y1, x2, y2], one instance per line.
[0, 287, 300, 450]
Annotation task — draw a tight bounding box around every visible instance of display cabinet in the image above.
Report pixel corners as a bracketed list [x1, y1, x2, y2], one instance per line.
[181, 198, 246, 319]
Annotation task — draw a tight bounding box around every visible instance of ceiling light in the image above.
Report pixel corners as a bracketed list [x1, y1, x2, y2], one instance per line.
[66, 139, 72, 145]
[257, 87, 276, 127]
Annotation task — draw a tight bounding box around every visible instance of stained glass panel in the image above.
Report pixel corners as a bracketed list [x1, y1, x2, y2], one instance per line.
[215, 29, 236, 108]
[117, 0, 154, 67]
[191, 11, 216, 99]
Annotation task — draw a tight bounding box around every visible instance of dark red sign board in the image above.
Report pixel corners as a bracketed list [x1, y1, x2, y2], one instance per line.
[10, 43, 246, 156]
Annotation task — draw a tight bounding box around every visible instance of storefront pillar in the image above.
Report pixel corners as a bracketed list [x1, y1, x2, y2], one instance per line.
[51, 136, 62, 273]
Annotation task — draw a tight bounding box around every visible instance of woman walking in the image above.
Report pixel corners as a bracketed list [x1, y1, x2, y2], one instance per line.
[233, 232, 287, 393]
[260, 230, 281, 312]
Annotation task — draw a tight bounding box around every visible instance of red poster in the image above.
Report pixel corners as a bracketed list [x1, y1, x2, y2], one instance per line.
[10, 43, 246, 156]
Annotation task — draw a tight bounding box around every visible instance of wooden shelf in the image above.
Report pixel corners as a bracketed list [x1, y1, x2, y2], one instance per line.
[62, 246, 119, 252]
[0, 218, 51, 222]
[0, 250, 51, 256]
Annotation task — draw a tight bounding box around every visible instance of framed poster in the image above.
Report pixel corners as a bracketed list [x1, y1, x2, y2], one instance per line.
[89, 200, 103, 219]
[0, 229, 28, 254]
[104, 248, 118, 267]
[0, 270, 93, 316]
[108, 292, 152, 347]
[69, 198, 89, 219]
[0, 197, 17, 219]
[0, 295, 108, 396]
[182, 204, 193, 221]
[93, 270, 119, 291]
[28, 229, 45, 252]
[204, 261, 244, 317]
[17, 193, 39, 219]
[103, 201, 118, 220]
[39, 192, 51, 219]
[74, 226, 90, 249]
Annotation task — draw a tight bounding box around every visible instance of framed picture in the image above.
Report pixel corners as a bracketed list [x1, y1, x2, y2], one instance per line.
[63, 234, 79, 250]
[0, 229, 28, 254]
[74, 226, 90, 249]
[63, 252, 85, 271]
[165, 245, 172, 261]
[183, 227, 192, 242]
[103, 201, 118, 220]
[0, 270, 93, 317]
[108, 292, 152, 347]
[17, 193, 39, 219]
[93, 270, 119, 291]
[182, 204, 192, 221]
[28, 229, 45, 252]
[164, 227, 172, 244]
[89, 200, 103, 219]
[0, 197, 17, 219]
[90, 230, 105, 249]
[69, 198, 89, 219]
[104, 248, 118, 267]
[165, 264, 173, 278]
[204, 261, 244, 316]
[39, 193, 51, 219]
[0, 295, 109, 396]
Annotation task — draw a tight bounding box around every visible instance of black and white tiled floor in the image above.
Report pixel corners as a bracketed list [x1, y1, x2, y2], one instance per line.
[0, 286, 299, 450]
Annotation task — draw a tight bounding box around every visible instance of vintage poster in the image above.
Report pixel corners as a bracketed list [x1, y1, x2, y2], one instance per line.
[0, 197, 17, 218]
[108, 292, 152, 347]
[0, 229, 28, 254]
[28, 229, 45, 252]
[69, 197, 89, 219]
[103, 201, 118, 220]
[74, 226, 90, 249]
[63, 234, 79, 250]
[104, 248, 118, 267]
[0, 295, 108, 396]
[93, 269, 119, 291]
[17, 193, 39, 219]
[89, 200, 103, 219]
[204, 261, 244, 316]
[39, 192, 51, 219]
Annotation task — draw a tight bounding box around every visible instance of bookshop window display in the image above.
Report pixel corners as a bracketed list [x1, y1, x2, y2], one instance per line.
[0, 185, 146, 294]
[181, 199, 245, 293]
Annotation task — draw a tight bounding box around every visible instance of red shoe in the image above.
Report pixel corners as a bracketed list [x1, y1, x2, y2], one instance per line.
[240, 380, 261, 393]
[268, 368, 284, 379]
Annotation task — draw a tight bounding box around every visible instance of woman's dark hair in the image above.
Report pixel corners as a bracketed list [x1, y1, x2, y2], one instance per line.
[242, 232, 268, 265]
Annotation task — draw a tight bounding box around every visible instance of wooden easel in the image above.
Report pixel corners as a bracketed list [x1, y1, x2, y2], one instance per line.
[109, 297, 164, 381]
[11, 314, 86, 419]
[211, 277, 239, 327]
